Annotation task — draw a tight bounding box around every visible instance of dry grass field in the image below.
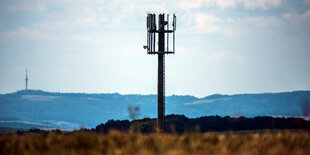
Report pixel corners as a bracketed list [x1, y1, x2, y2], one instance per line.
[1, 130, 310, 155]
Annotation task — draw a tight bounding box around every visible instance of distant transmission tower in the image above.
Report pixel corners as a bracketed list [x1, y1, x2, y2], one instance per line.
[144, 13, 176, 132]
[25, 68, 28, 90]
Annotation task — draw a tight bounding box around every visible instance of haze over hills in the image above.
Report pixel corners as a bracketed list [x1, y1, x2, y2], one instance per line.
[0, 90, 309, 130]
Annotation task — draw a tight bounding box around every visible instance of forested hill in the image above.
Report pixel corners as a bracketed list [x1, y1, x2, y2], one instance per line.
[0, 90, 309, 130]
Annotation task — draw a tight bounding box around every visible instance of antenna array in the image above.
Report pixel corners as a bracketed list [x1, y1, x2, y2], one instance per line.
[146, 13, 176, 54]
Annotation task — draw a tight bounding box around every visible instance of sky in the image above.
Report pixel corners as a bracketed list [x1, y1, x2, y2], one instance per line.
[0, 0, 310, 97]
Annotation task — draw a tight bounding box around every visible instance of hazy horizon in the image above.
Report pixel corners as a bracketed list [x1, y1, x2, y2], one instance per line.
[2, 88, 310, 99]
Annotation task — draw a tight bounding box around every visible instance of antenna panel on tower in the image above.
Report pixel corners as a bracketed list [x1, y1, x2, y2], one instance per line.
[145, 13, 176, 55]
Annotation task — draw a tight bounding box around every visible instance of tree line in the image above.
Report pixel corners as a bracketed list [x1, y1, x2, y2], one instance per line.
[95, 114, 310, 134]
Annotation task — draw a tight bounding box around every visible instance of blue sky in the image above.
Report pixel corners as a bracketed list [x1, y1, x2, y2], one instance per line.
[0, 0, 310, 97]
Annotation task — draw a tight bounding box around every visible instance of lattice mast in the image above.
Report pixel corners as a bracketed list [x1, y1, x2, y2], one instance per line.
[145, 13, 176, 132]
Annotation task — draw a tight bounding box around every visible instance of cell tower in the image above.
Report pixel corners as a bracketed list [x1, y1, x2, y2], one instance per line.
[25, 68, 28, 90]
[144, 13, 176, 132]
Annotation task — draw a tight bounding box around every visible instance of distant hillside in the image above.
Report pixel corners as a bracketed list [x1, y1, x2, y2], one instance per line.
[0, 90, 309, 129]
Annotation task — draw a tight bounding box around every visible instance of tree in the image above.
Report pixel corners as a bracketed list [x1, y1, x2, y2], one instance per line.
[301, 98, 310, 116]
[127, 105, 141, 120]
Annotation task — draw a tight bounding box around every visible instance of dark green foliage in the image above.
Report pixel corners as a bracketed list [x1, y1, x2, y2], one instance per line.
[95, 120, 130, 133]
[94, 114, 310, 134]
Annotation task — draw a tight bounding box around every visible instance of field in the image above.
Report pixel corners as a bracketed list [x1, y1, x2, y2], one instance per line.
[1, 130, 310, 155]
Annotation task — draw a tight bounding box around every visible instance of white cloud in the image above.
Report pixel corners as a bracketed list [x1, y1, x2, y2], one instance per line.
[187, 13, 233, 35]
[179, 48, 244, 65]
[195, 13, 230, 23]
[180, 0, 284, 10]
[7, 0, 284, 14]
[179, 0, 204, 9]
[207, 0, 237, 9]
[243, 16, 283, 27]
[283, 10, 310, 24]
[65, 35, 107, 44]
[8, 1, 47, 12]
[34, 17, 99, 30]
[0, 26, 110, 43]
[205, 50, 244, 64]
[0, 27, 57, 40]
[233, 16, 284, 35]
[241, 0, 284, 10]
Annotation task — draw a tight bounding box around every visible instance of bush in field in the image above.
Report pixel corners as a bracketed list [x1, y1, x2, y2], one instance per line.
[95, 120, 130, 133]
